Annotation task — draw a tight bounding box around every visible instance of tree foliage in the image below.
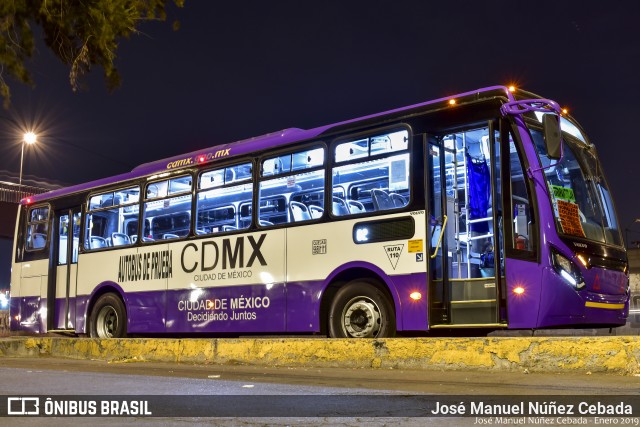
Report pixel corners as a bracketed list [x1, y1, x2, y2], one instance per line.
[0, 0, 184, 107]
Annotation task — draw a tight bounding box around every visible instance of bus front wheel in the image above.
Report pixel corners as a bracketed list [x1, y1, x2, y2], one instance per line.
[328, 281, 395, 338]
[90, 293, 127, 339]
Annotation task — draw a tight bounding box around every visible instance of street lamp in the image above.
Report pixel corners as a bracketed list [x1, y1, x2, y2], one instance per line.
[19, 131, 37, 193]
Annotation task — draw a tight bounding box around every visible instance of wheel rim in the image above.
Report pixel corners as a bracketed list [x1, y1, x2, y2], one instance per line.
[96, 306, 118, 338]
[341, 296, 382, 338]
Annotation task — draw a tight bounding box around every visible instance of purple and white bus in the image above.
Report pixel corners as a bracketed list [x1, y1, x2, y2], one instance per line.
[10, 85, 629, 338]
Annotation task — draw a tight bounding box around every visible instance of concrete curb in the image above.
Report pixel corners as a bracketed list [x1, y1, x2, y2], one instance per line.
[1, 336, 639, 375]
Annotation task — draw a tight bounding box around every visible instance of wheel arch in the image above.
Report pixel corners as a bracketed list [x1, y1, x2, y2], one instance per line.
[83, 281, 128, 334]
[319, 262, 401, 335]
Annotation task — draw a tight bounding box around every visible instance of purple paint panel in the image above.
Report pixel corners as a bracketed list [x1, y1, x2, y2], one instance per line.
[285, 280, 323, 333]
[165, 284, 286, 333]
[74, 294, 89, 333]
[125, 290, 166, 333]
[538, 267, 627, 328]
[505, 258, 542, 329]
[11, 295, 44, 333]
[538, 267, 585, 326]
[582, 266, 628, 296]
[389, 273, 428, 331]
[52, 297, 77, 330]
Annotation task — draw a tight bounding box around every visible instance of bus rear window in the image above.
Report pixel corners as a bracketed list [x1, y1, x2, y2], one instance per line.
[26, 206, 49, 251]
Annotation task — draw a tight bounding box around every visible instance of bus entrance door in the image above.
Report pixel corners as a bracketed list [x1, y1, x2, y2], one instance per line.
[48, 208, 81, 331]
[427, 126, 502, 328]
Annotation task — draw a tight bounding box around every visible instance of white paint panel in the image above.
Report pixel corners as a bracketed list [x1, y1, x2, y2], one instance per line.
[77, 245, 168, 295]
[169, 229, 285, 291]
[20, 276, 42, 298]
[54, 264, 78, 299]
[20, 259, 49, 278]
[286, 212, 427, 283]
[17, 259, 49, 297]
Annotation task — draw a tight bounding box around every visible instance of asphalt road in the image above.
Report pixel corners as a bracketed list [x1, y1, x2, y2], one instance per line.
[1, 357, 639, 426]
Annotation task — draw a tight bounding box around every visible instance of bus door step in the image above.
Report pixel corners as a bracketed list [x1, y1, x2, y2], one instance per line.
[450, 299, 497, 324]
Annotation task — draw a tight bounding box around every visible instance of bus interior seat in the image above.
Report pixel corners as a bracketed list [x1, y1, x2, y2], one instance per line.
[332, 196, 350, 216]
[372, 189, 393, 210]
[32, 233, 47, 249]
[131, 235, 138, 243]
[308, 205, 324, 219]
[259, 220, 273, 226]
[347, 200, 366, 214]
[289, 201, 311, 222]
[389, 193, 407, 208]
[90, 236, 107, 249]
[163, 233, 179, 239]
[111, 232, 131, 246]
[222, 225, 237, 231]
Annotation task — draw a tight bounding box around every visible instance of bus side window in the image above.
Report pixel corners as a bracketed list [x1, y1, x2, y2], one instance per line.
[143, 175, 192, 241]
[259, 147, 325, 225]
[196, 162, 253, 235]
[85, 186, 140, 250]
[508, 136, 535, 252]
[25, 206, 50, 251]
[332, 129, 410, 216]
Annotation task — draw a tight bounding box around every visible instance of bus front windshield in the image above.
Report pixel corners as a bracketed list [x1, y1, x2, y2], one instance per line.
[529, 120, 623, 247]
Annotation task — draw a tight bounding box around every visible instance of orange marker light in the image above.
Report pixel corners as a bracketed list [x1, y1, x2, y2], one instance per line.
[513, 286, 525, 295]
[508, 85, 516, 92]
[448, 99, 456, 106]
[409, 292, 422, 301]
[562, 108, 569, 115]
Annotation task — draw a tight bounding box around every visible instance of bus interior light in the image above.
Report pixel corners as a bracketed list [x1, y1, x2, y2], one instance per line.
[551, 249, 585, 290]
[409, 292, 422, 301]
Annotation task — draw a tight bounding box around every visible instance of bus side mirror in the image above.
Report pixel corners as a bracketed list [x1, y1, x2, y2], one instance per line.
[543, 114, 562, 160]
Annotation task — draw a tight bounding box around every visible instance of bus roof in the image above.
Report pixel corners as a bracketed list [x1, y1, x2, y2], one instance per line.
[24, 85, 515, 205]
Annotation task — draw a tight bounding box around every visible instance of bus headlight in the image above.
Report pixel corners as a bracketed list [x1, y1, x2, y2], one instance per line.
[551, 249, 585, 290]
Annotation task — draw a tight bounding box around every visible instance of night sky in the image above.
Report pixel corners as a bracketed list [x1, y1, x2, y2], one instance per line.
[2, 1, 640, 232]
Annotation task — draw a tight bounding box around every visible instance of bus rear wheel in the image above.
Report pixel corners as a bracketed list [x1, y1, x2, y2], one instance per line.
[90, 293, 127, 338]
[328, 281, 395, 338]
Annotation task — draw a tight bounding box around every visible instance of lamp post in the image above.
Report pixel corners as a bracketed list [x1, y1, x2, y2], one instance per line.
[19, 132, 37, 193]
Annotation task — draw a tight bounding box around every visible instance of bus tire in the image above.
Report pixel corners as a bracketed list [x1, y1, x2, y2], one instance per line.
[328, 281, 395, 338]
[89, 293, 127, 339]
